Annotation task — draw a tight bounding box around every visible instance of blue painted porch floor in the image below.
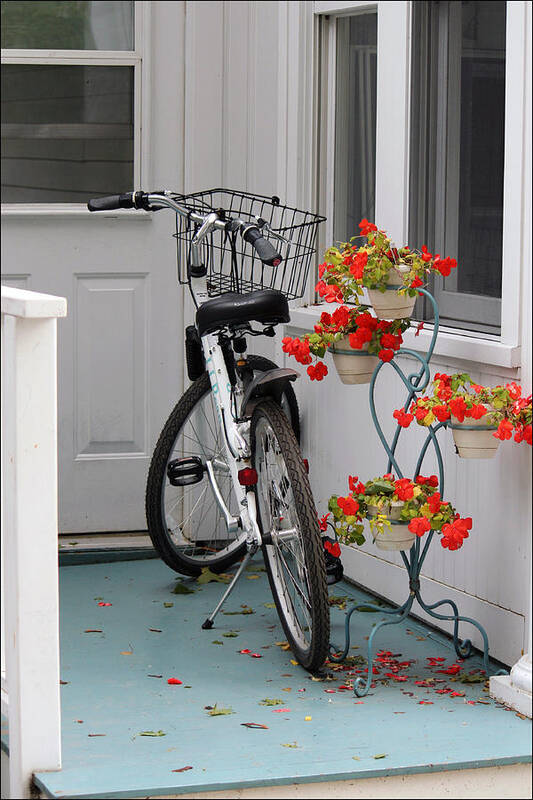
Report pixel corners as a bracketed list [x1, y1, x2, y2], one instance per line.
[30, 558, 530, 799]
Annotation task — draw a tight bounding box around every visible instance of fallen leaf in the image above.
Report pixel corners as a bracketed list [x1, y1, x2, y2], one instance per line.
[281, 742, 298, 748]
[259, 698, 284, 706]
[373, 753, 387, 759]
[212, 640, 223, 645]
[304, 716, 312, 721]
[148, 674, 163, 679]
[84, 629, 102, 633]
[197, 567, 231, 585]
[88, 733, 106, 738]
[139, 730, 166, 736]
[60, 680, 69, 685]
[172, 583, 194, 595]
[272, 708, 291, 713]
[223, 606, 254, 615]
[120, 651, 132, 656]
[352, 756, 360, 761]
[98, 602, 112, 607]
[241, 722, 268, 729]
[239, 649, 252, 654]
[250, 653, 262, 658]
[172, 766, 193, 772]
[149, 628, 162, 633]
[208, 705, 234, 716]
[290, 659, 298, 666]
[247, 575, 260, 580]
[282, 688, 292, 692]
[163, 602, 174, 608]
[74, 720, 83, 723]
[264, 602, 276, 609]
[222, 631, 239, 638]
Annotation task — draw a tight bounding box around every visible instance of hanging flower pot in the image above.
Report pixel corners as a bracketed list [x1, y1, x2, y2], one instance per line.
[367, 271, 416, 321]
[450, 415, 500, 459]
[366, 499, 415, 551]
[399, 373, 532, 456]
[371, 521, 416, 552]
[331, 336, 379, 385]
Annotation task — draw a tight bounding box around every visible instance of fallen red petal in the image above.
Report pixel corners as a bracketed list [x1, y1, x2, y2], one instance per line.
[167, 678, 183, 685]
[172, 766, 193, 772]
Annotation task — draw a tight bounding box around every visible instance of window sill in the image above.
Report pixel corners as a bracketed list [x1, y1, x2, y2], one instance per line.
[1, 204, 152, 220]
[287, 304, 521, 369]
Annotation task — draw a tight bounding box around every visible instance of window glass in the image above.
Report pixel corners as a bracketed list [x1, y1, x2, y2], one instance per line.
[1, 65, 134, 203]
[334, 12, 377, 244]
[1, 1, 134, 51]
[410, 1, 506, 334]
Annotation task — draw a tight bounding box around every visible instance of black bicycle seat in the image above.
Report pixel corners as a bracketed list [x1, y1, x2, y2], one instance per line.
[196, 289, 290, 336]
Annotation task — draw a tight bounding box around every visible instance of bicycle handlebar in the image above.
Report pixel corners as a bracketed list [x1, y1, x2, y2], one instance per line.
[87, 190, 283, 267]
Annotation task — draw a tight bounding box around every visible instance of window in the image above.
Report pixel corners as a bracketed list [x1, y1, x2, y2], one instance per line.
[1, 1, 140, 204]
[409, 1, 506, 335]
[333, 12, 377, 244]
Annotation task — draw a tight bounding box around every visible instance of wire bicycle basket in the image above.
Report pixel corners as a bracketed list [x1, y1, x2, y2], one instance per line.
[173, 188, 326, 300]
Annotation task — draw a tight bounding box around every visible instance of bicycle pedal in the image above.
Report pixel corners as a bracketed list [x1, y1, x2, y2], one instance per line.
[167, 456, 205, 486]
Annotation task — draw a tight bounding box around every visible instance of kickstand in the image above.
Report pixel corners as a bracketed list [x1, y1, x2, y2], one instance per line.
[201, 549, 255, 629]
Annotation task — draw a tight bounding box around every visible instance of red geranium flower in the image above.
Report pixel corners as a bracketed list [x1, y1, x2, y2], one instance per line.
[348, 475, 365, 494]
[449, 396, 468, 423]
[337, 496, 360, 516]
[359, 218, 377, 236]
[408, 516, 431, 537]
[394, 478, 414, 501]
[494, 419, 513, 441]
[324, 539, 341, 558]
[410, 276, 423, 289]
[433, 404, 450, 422]
[307, 361, 328, 381]
[427, 492, 442, 514]
[393, 409, 414, 428]
[378, 348, 395, 362]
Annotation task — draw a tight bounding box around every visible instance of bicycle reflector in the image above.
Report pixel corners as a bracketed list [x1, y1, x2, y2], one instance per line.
[238, 467, 258, 486]
[302, 459, 309, 473]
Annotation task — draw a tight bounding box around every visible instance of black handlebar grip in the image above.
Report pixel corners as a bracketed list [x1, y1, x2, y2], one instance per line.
[242, 226, 283, 266]
[87, 193, 135, 212]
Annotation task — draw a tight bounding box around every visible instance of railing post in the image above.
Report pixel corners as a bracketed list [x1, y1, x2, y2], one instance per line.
[1, 287, 67, 798]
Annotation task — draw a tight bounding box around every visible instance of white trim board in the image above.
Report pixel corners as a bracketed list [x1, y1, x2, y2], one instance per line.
[340, 544, 525, 666]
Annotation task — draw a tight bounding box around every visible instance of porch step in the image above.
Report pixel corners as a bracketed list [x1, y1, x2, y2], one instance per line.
[30, 560, 531, 799]
[58, 532, 157, 565]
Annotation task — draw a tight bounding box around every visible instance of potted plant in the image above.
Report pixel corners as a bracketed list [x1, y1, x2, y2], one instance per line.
[281, 306, 410, 384]
[328, 474, 472, 552]
[393, 373, 532, 458]
[315, 219, 458, 321]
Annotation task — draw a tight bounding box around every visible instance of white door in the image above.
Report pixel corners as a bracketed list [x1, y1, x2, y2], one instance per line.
[1, 2, 187, 532]
[2, 212, 184, 533]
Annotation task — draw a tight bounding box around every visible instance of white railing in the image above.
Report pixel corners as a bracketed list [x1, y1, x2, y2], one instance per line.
[1, 286, 67, 799]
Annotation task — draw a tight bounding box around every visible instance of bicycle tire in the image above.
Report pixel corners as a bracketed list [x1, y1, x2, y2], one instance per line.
[146, 355, 300, 577]
[251, 400, 329, 672]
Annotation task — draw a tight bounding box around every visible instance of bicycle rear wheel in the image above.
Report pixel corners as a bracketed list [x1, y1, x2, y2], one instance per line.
[251, 401, 329, 671]
[146, 356, 299, 577]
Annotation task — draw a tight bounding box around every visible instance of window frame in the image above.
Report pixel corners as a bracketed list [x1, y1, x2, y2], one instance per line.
[0, 0, 150, 212]
[313, 0, 528, 366]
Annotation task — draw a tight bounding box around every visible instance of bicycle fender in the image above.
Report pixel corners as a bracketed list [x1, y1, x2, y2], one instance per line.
[240, 367, 298, 418]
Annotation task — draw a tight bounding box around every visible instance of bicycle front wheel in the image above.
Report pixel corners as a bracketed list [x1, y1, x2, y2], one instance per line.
[146, 356, 299, 577]
[251, 401, 329, 671]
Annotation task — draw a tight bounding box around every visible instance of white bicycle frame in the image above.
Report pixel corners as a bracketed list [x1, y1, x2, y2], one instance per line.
[144, 192, 265, 556]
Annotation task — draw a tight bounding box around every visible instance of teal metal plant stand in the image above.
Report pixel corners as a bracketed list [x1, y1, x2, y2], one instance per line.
[329, 288, 507, 696]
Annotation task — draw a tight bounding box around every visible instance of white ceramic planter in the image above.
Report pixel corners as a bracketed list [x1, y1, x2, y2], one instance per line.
[372, 522, 416, 552]
[450, 415, 500, 459]
[366, 501, 415, 551]
[331, 336, 379, 385]
[368, 269, 415, 321]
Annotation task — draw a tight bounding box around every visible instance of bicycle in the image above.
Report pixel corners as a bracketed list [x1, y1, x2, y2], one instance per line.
[88, 188, 330, 671]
